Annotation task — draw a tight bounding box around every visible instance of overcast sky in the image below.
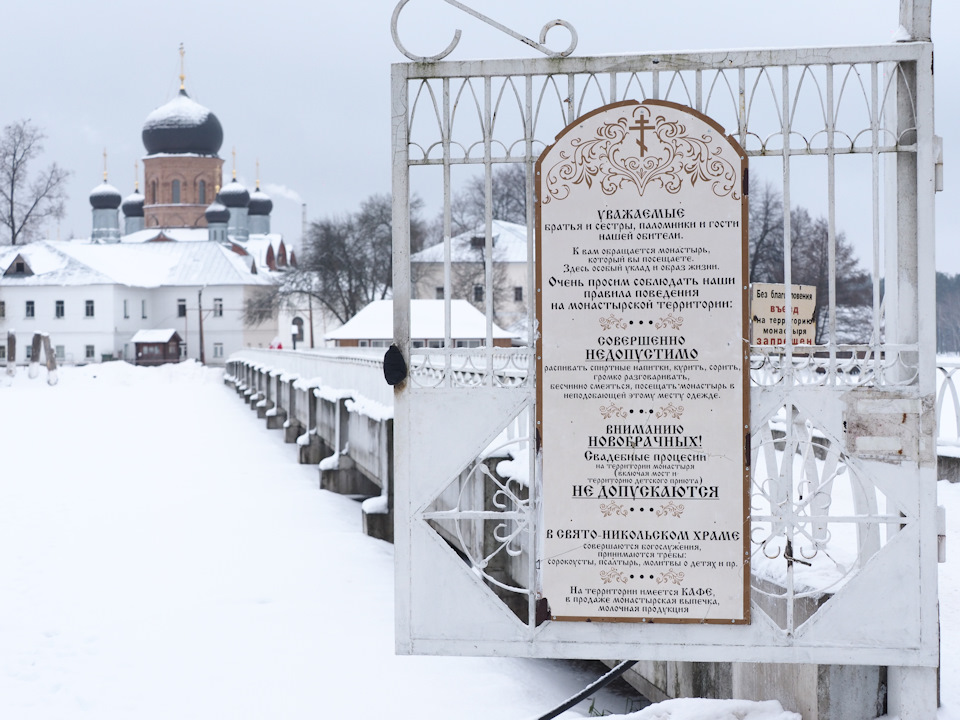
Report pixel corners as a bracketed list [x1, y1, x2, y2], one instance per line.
[3, 1, 957, 270]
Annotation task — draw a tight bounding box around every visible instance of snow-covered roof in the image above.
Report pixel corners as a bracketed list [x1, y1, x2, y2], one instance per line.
[121, 228, 209, 244]
[0, 240, 273, 288]
[325, 299, 517, 341]
[240, 234, 285, 271]
[0, 243, 114, 285]
[411, 220, 527, 264]
[130, 328, 179, 343]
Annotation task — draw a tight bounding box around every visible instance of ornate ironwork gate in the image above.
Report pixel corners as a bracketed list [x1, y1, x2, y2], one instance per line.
[390, 0, 938, 706]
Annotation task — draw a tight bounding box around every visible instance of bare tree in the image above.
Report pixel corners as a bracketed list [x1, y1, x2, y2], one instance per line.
[0, 120, 70, 245]
[788, 207, 871, 343]
[748, 180, 784, 283]
[748, 180, 871, 343]
[442, 164, 528, 239]
[244, 193, 427, 327]
[447, 242, 511, 326]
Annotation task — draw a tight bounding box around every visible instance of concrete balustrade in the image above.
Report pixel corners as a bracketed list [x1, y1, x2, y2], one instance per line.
[226, 351, 960, 550]
[225, 349, 395, 541]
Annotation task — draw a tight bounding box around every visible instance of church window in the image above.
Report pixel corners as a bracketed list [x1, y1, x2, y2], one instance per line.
[0, 300, 6, 317]
[55, 300, 64, 318]
[473, 285, 484, 302]
[177, 298, 186, 317]
[25, 300, 34, 318]
[141, 300, 147, 319]
[213, 342, 224, 359]
[198, 180, 206, 205]
[85, 345, 95, 360]
[150, 180, 157, 204]
[172, 180, 181, 204]
[213, 298, 223, 317]
[123, 299, 129, 319]
[85, 300, 95, 318]
[55, 345, 65, 360]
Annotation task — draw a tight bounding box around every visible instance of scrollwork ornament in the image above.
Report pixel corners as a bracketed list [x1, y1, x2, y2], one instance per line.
[599, 501, 629, 518]
[599, 403, 628, 420]
[656, 569, 685, 585]
[599, 313, 629, 331]
[392, 0, 577, 62]
[600, 568, 629, 584]
[656, 402, 684, 419]
[543, 106, 740, 204]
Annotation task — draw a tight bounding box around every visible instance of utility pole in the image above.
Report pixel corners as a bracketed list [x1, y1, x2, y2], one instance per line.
[198, 287, 206, 365]
[308, 295, 315, 348]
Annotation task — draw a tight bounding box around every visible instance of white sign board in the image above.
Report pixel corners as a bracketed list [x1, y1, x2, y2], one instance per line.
[536, 100, 749, 624]
[750, 283, 817, 346]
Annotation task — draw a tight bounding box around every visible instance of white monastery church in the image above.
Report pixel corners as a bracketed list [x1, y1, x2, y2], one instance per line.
[0, 66, 285, 366]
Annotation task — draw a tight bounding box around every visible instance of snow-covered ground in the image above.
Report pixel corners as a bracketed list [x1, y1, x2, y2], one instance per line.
[0, 361, 955, 720]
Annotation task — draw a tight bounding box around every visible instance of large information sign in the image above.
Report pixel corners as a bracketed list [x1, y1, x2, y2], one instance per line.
[536, 100, 749, 623]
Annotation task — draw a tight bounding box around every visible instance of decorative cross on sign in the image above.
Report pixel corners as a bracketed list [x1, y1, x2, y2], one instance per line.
[629, 115, 653, 156]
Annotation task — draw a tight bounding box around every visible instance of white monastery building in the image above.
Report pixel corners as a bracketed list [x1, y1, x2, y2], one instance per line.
[0, 67, 285, 365]
[410, 220, 529, 333]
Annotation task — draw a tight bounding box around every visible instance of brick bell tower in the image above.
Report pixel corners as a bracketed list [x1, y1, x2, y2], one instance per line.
[140, 45, 224, 229]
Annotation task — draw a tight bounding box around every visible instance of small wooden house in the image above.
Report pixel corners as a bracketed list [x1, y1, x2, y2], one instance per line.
[130, 329, 182, 366]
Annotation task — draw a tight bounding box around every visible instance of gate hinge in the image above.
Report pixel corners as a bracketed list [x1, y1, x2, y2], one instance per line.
[935, 135, 944, 192]
[938, 504, 946, 563]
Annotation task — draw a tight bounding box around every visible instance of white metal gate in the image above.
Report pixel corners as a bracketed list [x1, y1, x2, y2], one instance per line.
[391, 0, 938, 676]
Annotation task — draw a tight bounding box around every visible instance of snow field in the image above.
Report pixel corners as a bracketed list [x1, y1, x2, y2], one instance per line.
[0, 361, 956, 719]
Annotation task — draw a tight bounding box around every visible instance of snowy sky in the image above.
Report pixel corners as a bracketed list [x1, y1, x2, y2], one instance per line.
[4, 1, 958, 269]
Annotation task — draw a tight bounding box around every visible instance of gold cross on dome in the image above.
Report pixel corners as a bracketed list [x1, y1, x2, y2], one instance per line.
[179, 43, 185, 90]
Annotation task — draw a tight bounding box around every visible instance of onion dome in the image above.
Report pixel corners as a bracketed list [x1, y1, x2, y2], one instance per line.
[141, 88, 223, 156]
[205, 198, 230, 225]
[89, 182, 122, 210]
[122, 189, 144, 217]
[219, 179, 250, 208]
[248, 188, 273, 216]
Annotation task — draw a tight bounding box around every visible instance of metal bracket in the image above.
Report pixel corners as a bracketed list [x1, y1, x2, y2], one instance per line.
[391, 0, 577, 62]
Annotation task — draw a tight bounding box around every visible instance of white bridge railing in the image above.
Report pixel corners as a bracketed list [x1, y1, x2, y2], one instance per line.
[937, 357, 960, 450]
[231, 348, 960, 457]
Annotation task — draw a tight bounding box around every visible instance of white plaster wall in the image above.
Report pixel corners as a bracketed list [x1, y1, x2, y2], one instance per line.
[1, 282, 278, 366]
[412, 260, 529, 332]
[0, 284, 117, 363]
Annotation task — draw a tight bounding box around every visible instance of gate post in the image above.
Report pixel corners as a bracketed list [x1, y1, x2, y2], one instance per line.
[888, 666, 937, 719]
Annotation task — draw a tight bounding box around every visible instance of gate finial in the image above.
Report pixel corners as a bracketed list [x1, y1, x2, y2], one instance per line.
[391, 0, 577, 62]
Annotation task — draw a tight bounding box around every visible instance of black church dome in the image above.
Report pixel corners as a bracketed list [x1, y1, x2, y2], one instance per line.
[205, 199, 230, 225]
[248, 189, 273, 216]
[121, 189, 144, 217]
[218, 179, 250, 208]
[142, 89, 223, 156]
[89, 182, 122, 210]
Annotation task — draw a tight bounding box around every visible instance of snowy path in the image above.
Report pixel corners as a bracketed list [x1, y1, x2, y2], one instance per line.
[0, 363, 641, 719]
